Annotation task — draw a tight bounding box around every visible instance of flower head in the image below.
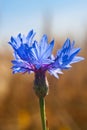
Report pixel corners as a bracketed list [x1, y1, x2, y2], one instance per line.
[9, 29, 84, 78]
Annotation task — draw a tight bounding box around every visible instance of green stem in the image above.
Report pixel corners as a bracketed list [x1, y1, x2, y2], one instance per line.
[39, 97, 47, 130]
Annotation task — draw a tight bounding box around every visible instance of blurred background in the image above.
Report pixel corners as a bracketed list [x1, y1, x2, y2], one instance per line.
[0, 0, 87, 130]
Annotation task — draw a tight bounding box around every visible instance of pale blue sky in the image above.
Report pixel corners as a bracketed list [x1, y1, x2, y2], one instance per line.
[0, 0, 87, 42]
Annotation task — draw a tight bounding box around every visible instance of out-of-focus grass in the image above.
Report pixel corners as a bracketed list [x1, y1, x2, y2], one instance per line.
[0, 36, 86, 130]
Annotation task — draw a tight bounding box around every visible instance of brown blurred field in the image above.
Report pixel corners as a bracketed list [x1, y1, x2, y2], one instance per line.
[0, 36, 86, 130]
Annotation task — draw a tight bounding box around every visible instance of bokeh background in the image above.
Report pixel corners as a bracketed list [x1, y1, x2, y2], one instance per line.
[0, 0, 87, 130]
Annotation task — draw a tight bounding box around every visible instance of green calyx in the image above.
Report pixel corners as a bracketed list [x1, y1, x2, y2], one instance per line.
[33, 72, 49, 98]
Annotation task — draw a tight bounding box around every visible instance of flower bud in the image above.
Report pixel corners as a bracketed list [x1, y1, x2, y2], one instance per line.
[33, 71, 49, 98]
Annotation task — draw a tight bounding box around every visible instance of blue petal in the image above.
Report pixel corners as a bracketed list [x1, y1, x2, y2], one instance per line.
[12, 67, 29, 74]
[70, 56, 84, 64]
[48, 68, 63, 78]
[15, 44, 32, 61]
[27, 30, 34, 40]
[32, 41, 39, 60]
[27, 29, 36, 46]
[53, 39, 84, 70]
[41, 40, 54, 59]
[39, 35, 48, 55]
[61, 38, 71, 54]
[11, 60, 33, 73]
[68, 48, 81, 63]
[28, 38, 54, 68]
[13, 51, 20, 60]
[9, 34, 24, 50]
[9, 37, 17, 49]
[61, 48, 81, 65]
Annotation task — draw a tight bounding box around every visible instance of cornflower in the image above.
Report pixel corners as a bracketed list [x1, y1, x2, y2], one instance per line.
[9, 30, 84, 130]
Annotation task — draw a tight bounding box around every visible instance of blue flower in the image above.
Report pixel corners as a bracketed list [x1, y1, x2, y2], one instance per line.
[9, 29, 84, 78]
